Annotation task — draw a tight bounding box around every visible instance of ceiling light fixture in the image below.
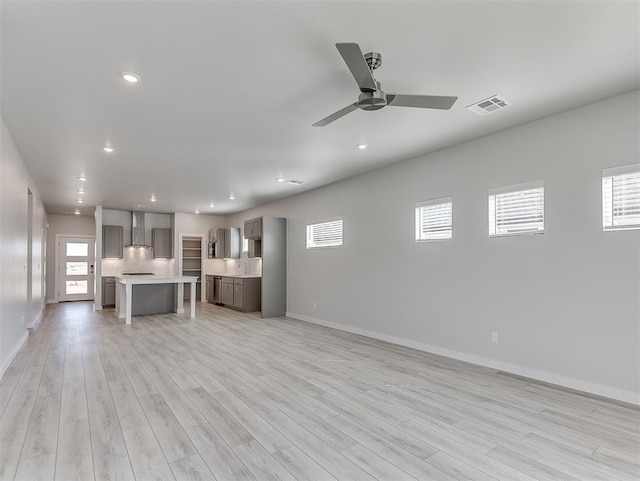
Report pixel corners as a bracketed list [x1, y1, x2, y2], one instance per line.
[103, 146, 114, 153]
[276, 177, 285, 182]
[357, 143, 368, 150]
[121, 72, 140, 83]
[77, 188, 85, 194]
[77, 176, 87, 181]
[76, 199, 84, 204]
[195, 208, 200, 214]
[209, 202, 215, 208]
[74, 209, 81, 215]
[150, 195, 156, 202]
[229, 194, 235, 200]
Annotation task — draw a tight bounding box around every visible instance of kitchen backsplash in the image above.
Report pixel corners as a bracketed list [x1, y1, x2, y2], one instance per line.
[102, 248, 176, 276]
[224, 258, 262, 276]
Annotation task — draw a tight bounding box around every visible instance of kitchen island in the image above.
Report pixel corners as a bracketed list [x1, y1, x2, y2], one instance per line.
[115, 275, 198, 325]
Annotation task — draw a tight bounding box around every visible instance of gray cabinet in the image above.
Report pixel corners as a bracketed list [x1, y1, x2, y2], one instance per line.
[152, 228, 172, 258]
[223, 227, 240, 259]
[233, 281, 244, 309]
[102, 277, 116, 307]
[208, 227, 240, 259]
[205, 275, 214, 303]
[260, 217, 287, 318]
[244, 217, 263, 239]
[220, 276, 261, 312]
[103, 225, 123, 258]
[222, 278, 234, 305]
[248, 238, 262, 258]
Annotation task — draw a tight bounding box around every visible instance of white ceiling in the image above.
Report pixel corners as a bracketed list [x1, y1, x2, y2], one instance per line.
[2, 1, 638, 216]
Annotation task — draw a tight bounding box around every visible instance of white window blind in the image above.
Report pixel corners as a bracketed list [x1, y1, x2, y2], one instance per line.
[603, 166, 640, 230]
[489, 183, 544, 236]
[415, 197, 452, 241]
[306, 219, 343, 248]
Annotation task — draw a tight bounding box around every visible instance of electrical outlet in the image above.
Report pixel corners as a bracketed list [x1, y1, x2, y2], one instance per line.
[491, 331, 499, 343]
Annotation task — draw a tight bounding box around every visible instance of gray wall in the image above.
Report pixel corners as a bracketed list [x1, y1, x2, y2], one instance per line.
[0, 118, 47, 375]
[45, 214, 96, 303]
[227, 91, 640, 403]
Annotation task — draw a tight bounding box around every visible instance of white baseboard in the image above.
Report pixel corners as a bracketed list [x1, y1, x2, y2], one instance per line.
[46, 299, 58, 304]
[0, 331, 29, 381]
[286, 312, 639, 406]
[27, 309, 43, 329]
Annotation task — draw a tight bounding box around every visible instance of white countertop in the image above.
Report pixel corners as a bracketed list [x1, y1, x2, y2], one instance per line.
[208, 274, 262, 279]
[116, 275, 199, 284]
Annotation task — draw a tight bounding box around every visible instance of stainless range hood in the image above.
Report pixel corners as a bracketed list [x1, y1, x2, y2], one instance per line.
[126, 211, 152, 248]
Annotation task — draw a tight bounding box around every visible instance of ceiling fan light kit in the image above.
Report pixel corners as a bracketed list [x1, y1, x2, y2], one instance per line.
[313, 42, 458, 126]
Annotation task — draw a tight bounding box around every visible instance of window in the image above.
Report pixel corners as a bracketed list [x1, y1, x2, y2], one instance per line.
[415, 197, 452, 241]
[603, 165, 640, 231]
[489, 182, 544, 237]
[306, 219, 343, 248]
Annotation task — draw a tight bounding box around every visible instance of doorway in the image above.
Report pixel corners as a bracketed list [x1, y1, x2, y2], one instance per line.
[57, 236, 95, 301]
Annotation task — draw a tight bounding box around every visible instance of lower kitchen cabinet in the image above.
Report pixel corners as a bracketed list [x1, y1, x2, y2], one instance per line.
[222, 278, 234, 305]
[102, 276, 116, 307]
[205, 275, 214, 303]
[219, 276, 261, 312]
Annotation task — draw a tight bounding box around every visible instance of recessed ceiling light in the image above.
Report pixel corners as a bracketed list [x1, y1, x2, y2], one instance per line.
[76, 199, 84, 204]
[121, 72, 140, 83]
[209, 202, 215, 208]
[276, 177, 285, 182]
[74, 209, 80, 215]
[229, 194, 235, 200]
[77, 188, 85, 194]
[195, 208, 200, 214]
[103, 146, 114, 153]
[77, 176, 87, 181]
[150, 195, 156, 202]
[357, 143, 368, 150]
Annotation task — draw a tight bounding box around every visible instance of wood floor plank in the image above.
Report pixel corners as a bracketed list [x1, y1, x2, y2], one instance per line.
[138, 393, 197, 462]
[55, 418, 94, 481]
[186, 422, 257, 481]
[14, 453, 56, 481]
[122, 425, 175, 481]
[184, 387, 254, 448]
[232, 440, 297, 481]
[271, 446, 337, 481]
[0, 301, 638, 481]
[108, 381, 148, 431]
[340, 443, 416, 481]
[169, 454, 215, 481]
[261, 409, 373, 480]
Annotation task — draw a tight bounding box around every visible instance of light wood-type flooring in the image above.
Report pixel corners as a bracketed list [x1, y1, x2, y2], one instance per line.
[0, 301, 638, 480]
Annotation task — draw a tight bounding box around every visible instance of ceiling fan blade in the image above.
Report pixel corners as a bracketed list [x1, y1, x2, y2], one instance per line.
[336, 43, 377, 92]
[313, 102, 359, 127]
[387, 94, 458, 110]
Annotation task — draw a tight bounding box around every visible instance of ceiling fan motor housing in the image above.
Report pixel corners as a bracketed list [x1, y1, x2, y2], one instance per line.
[358, 90, 387, 110]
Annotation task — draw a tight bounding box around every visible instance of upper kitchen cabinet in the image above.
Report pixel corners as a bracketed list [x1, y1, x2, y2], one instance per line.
[224, 227, 240, 259]
[244, 217, 263, 239]
[152, 228, 172, 258]
[209, 227, 240, 259]
[103, 225, 123, 258]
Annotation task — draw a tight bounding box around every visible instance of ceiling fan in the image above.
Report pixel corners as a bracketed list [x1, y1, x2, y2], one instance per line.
[313, 43, 458, 127]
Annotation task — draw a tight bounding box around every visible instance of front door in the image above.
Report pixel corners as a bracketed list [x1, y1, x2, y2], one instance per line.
[58, 236, 95, 301]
